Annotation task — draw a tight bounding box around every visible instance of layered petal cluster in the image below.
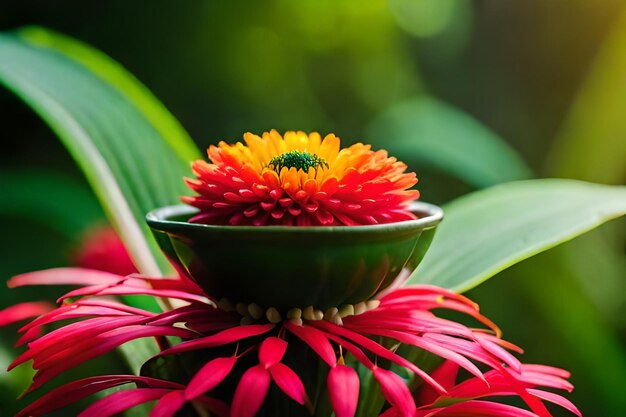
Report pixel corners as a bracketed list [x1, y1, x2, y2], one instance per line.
[2, 268, 579, 417]
[183, 130, 419, 226]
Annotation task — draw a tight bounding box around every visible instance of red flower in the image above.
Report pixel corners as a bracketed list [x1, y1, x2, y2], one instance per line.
[72, 225, 138, 276]
[183, 130, 419, 226]
[2, 268, 580, 417]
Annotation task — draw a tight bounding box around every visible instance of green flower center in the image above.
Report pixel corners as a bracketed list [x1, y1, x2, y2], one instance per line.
[268, 151, 328, 173]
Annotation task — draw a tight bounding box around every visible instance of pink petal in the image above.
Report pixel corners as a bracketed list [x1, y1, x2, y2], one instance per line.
[416, 361, 459, 406]
[56, 284, 111, 301]
[149, 304, 236, 328]
[442, 366, 572, 416]
[475, 336, 521, 373]
[527, 389, 582, 417]
[185, 356, 237, 400]
[143, 275, 205, 295]
[15, 375, 180, 417]
[150, 390, 186, 417]
[372, 367, 416, 417]
[26, 325, 192, 392]
[11, 316, 147, 369]
[522, 364, 571, 379]
[0, 302, 54, 326]
[352, 327, 485, 384]
[159, 324, 274, 356]
[269, 363, 306, 405]
[19, 301, 151, 337]
[231, 365, 271, 417]
[428, 400, 539, 417]
[259, 336, 287, 368]
[320, 330, 375, 368]
[327, 365, 359, 417]
[423, 334, 508, 371]
[519, 365, 573, 391]
[17, 326, 42, 346]
[8, 267, 123, 288]
[78, 388, 173, 417]
[77, 299, 157, 316]
[314, 320, 447, 395]
[496, 370, 552, 417]
[60, 285, 210, 304]
[285, 321, 336, 366]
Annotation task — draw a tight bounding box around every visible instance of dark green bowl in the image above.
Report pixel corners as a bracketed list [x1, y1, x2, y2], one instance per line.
[146, 202, 442, 311]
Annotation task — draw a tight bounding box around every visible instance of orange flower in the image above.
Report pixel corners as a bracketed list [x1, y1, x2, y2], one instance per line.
[183, 130, 419, 226]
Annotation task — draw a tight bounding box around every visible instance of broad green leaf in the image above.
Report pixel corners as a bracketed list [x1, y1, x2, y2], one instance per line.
[0, 169, 103, 240]
[366, 96, 532, 188]
[0, 27, 202, 370]
[410, 179, 626, 292]
[547, 7, 626, 184]
[19, 26, 200, 166]
[0, 27, 201, 277]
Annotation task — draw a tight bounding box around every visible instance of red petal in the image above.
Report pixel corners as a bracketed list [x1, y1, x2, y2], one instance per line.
[231, 365, 271, 417]
[20, 300, 152, 335]
[150, 390, 186, 417]
[185, 357, 237, 400]
[0, 302, 54, 326]
[25, 326, 192, 392]
[425, 400, 538, 417]
[11, 316, 147, 369]
[159, 324, 274, 356]
[314, 320, 446, 395]
[327, 365, 359, 417]
[78, 388, 173, 417]
[349, 326, 485, 384]
[269, 363, 306, 405]
[9, 268, 124, 288]
[527, 389, 582, 417]
[60, 285, 209, 304]
[15, 375, 180, 417]
[372, 367, 416, 417]
[284, 321, 336, 366]
[416, 361, 459, 406]
[259, 337, 287, 368]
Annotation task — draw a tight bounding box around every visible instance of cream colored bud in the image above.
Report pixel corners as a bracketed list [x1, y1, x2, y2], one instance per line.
[248, 303, 264, 320]
[324, 307, 339, 320]
[217, 298, 234, 312]
[366, 299, 381, 311]
[235, 303, 248, 316]
[302, 306, 316, 321]
[266, 307, 282, 324]
[354, 302, 367, 315]
[287, 308, 302, 320]
[338, 304, 355, 318]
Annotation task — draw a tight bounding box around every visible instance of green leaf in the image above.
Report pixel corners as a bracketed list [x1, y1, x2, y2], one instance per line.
[0, 27, 203, 371]
[366, 96, 532, 188]
[0, 27, 201, 276]
[409, 179, 626, 292]
[19, 26, 200, 166]
[0, 169, 104, 240]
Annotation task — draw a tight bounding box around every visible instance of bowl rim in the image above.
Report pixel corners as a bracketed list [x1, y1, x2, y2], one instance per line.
[147, 201, 443, 235]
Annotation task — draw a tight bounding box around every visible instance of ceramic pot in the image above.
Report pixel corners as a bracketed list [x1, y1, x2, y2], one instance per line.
[147, 202, 442, 311]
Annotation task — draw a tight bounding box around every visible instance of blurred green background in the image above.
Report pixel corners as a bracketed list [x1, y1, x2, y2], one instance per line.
[0, 1, 624, 416]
